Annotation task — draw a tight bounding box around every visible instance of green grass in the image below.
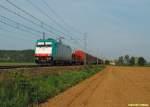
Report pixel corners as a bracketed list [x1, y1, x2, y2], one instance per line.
[0, 62, 35, 66]
[0, 65, 104, 107]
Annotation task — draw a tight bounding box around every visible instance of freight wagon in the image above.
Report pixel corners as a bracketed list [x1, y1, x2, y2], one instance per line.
[34, 38, 72, 65]
[72, 50, 84, 65]
[72, 50, 103, 65]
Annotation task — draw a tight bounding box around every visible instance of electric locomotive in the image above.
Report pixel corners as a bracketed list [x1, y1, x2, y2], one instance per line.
[34, 38, 72, 65]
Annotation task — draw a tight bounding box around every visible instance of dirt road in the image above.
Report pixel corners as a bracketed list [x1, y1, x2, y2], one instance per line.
[41, 67, 150, 107]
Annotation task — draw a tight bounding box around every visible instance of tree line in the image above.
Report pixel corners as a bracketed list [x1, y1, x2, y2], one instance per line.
[116, 55, 147, 66]
[0, 50, 34, 62]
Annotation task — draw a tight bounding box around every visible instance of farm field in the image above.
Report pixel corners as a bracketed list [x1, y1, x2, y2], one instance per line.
[41, 66, 150, 107]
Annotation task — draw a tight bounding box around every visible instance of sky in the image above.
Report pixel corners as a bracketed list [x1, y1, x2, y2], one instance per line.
[0, 0, 150, 60]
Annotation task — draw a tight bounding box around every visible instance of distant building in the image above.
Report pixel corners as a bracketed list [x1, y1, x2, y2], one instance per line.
[110, 60, 116, 66]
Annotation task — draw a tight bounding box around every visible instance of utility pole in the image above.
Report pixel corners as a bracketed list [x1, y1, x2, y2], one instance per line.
[43, 32, 45, 40]
[96, 49, 100, 65]
[96, 52, 99, 65]
[97, 57, 99, 65]
[84, 33, 87, 65]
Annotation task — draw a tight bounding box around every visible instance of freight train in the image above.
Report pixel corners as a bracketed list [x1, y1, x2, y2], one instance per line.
[34, 38, 103, 65]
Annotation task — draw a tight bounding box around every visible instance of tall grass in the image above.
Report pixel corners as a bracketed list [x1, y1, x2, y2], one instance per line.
[0, 66, 104, 107]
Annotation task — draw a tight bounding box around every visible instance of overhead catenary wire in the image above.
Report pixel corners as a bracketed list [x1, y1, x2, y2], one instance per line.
[41, 0, 84, 36]
[0, 27, 32, 41]
[0, 23, 35, 41]
[40, 0, 85, 43]
[25, 0, 77, 39]
[25, 0, 84, 48]
[0, 15, 83, 49]
[0, 15, 51, 42]
[0, 17, 58, 41]
[26, 0, 66, 30]
[6, 0, 79, 39]
[0, 32, 27, 41]
[0, 19, 36, 36]
[0, 15, 42, 35]
[0, 4, 59, 38]
[5, 0, 69, 38]
[5, 0, 84, 49]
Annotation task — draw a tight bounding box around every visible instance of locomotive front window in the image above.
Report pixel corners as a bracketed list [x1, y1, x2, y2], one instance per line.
[37, 44, 51, 47]
[45, 44, 51, 47]
[36, 42, 52, 47]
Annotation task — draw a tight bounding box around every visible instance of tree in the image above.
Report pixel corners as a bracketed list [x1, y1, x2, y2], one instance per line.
[124, 55, 130, 65]
[0, 50, 34, 62]
[138, 57, 146, 66]
[129, 57, 135, 66]
[105, 60, 110, 65]
[118, 56, 124, 65]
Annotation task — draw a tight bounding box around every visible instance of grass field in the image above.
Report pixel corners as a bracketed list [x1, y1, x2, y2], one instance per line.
[0, 65, 104, 107]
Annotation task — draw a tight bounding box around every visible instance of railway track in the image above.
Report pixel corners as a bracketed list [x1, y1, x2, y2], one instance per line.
[0, 64, 82, 70]
[0, 65, 43, 70]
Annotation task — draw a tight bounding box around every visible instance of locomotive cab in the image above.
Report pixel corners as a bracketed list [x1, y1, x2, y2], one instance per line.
[34, 39, 54, 64]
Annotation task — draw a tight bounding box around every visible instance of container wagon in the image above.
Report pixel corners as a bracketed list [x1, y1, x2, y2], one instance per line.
[72, 50, 103, 65]
[72, 50, 85, 65]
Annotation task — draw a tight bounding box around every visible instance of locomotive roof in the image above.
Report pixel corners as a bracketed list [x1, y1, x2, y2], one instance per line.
[36, 38, 57, 43]
[36, 38, 71, 49]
